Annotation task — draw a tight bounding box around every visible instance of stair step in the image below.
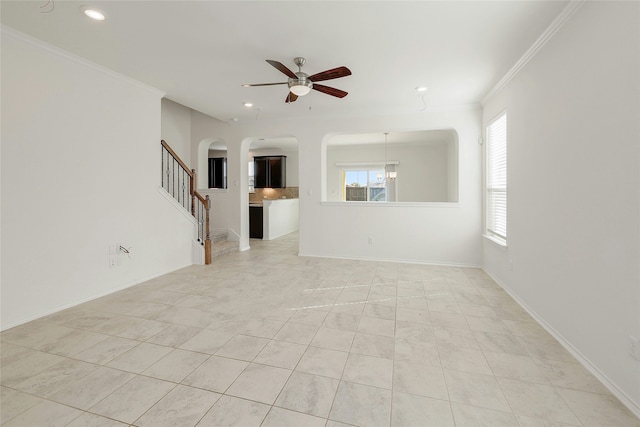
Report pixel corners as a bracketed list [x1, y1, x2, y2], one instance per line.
[211, 231, 228, 243]
[212, 240, 239, 258]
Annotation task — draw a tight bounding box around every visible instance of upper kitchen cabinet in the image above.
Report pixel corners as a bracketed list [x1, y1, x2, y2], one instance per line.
[254, 155, 286, 188]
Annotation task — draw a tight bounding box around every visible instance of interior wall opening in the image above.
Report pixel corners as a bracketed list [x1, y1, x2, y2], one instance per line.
[325, 129, 459, 203]
[246, 136, 300, 242]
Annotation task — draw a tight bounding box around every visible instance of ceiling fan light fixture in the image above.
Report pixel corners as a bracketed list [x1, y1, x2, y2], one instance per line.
[289, 80, 312, 96]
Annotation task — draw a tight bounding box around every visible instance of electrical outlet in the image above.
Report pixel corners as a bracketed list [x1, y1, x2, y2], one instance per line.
[630, 336, 640, 361]
[109, 256, 118, 268]
[368, 237, 374, 245]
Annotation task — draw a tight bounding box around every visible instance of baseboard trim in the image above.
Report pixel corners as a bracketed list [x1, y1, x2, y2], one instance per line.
[227, 228, 241, 242]
[482, 268, 640, 419]
[298, 251, 481, 268]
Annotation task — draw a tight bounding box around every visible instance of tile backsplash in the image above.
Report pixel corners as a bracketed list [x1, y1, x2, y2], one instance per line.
[249, 187, 299, 202]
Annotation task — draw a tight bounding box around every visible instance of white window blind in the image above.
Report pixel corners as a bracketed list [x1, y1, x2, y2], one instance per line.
[486, 112, 507, 242]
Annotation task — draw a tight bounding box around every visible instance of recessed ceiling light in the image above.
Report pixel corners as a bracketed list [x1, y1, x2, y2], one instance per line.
[243, 102, 253, 108]
[81, 6, 106, 21]
[416, 86, 428, 92]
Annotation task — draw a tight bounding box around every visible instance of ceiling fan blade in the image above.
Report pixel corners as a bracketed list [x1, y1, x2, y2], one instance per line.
[285, 92, 298, 103]
[309, 66, 352, 82]
[266, 60, 297, 79]
[312, 84, 348, 98]
[242, 82, 287, 87]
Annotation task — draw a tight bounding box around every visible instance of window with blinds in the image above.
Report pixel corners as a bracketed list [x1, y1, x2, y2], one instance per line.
[486, 112, 507, 243]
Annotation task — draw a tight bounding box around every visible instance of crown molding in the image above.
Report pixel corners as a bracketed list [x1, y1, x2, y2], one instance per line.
[1, 25, 166, 98]
[481, 0, 585, 105]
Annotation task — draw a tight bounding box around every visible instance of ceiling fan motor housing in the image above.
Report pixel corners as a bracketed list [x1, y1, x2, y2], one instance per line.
[289, 72, 313, 95]
[288, 57, 313, 95]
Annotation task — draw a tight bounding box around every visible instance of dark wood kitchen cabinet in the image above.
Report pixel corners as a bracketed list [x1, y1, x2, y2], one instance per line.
[249, 206, 263, 238]
[208, 157, 227, 189]
[254, 156, 286, 188]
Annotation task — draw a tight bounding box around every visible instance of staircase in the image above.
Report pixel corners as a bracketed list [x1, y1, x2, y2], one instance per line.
[211, 230, 239, 258]
[161, 140, 212, 264]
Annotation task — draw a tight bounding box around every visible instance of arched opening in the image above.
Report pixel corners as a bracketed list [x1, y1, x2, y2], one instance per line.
[206, 140, 228, 190]
[197, 138, 226, 190]
[244, 135, 300, 244]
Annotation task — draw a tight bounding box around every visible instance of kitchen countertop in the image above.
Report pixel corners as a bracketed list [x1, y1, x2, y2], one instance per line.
[249, 198, 298, 208]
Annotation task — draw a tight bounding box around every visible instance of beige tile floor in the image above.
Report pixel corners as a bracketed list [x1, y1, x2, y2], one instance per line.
[2, 232, 639, 426]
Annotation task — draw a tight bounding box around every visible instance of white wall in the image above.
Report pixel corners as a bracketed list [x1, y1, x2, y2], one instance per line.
[482, 1, 640, 413]
[1, 28, 194, 329]
[191, 108, 482, 265]
[397, 143, 449, 202]
[161, 98, 192, 164]
[283, 149, 300, 187]
[162, 103, 235, 236]
[307, 110, 480, 265]
[191, 111, 242, 239]
[263, 199, 299, 240]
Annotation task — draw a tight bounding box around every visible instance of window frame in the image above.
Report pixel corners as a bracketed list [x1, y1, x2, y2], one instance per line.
[341, 168, 387, 202]
[485, 111, 507, 246]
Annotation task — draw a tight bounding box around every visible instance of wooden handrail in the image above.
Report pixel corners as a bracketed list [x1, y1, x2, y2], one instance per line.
[161, 140, 211, 264]
[161, 140, 193, 178]
[194, 192, 207, 204]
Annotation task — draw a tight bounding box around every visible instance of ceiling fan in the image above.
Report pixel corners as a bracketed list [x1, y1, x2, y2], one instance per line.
[242, 57, 351, 103]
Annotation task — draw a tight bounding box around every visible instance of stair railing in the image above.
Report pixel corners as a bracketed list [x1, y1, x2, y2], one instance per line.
[161, 140, 211, 264]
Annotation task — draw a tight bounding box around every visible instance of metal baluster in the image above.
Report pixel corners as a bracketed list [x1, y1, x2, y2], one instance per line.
[164, 149, 170, 192]
[183, 170, 187, 209]
[197, 201, 200, 241]
[204, 195, 211, 264]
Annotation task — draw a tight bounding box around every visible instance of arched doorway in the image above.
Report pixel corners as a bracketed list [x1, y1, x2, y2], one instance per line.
[244, 136, 300, 246]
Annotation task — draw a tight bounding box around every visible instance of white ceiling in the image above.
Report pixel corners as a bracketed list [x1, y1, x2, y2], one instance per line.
[1, 1, 568, 124]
